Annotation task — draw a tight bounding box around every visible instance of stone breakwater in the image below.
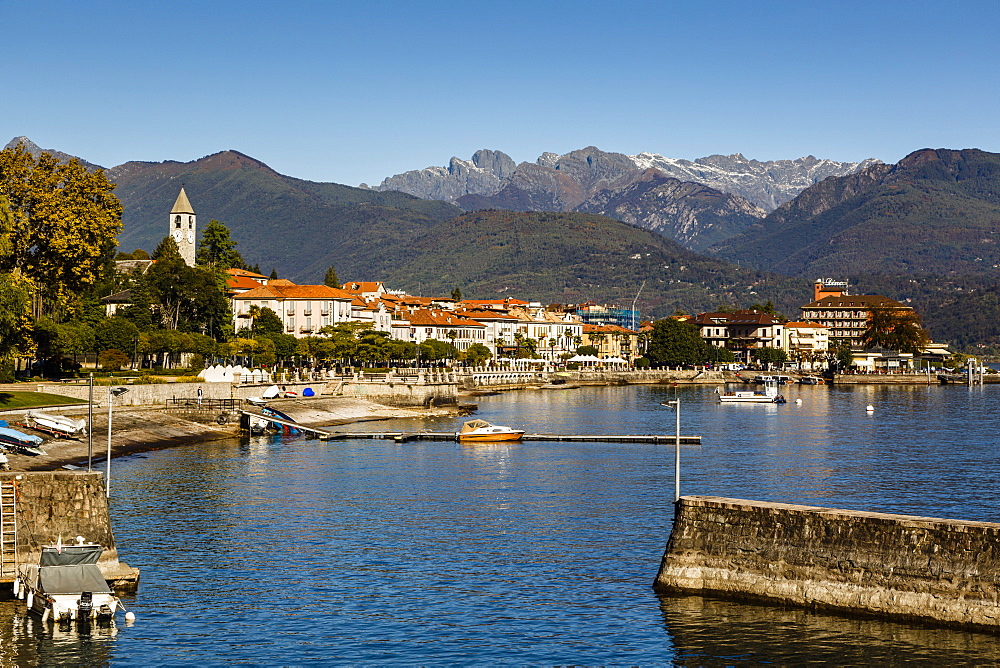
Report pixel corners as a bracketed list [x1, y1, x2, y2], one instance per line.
[654, 496, 1000, 631]
[1, 471, 138, 591]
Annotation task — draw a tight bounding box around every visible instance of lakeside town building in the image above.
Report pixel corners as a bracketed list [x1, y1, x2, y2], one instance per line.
[800, 279, 913, 345]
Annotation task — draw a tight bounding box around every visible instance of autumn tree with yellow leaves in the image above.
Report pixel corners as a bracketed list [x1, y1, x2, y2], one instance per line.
[0, 141, 123, 317]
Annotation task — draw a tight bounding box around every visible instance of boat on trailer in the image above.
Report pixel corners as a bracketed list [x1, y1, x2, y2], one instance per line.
[457, 419, 525, 443]
[15, 541, 122, 626]
[716, 380, 786, 404]
[24, 410, 87, 438]
[0, 422, 45, 455]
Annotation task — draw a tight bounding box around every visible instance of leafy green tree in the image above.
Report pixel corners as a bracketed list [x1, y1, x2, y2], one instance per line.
[152, 235, 182, 261]
[250, 307, 283, 337]
[451, 287, 462, 301]
[324, 265, 339, 288]
[419, 338, 456, 361]
[707, 345, 735, 363]
[752, 347, 787, 369]
[0, 271, 33, 361]
[196, 219, 246, 269]
[463, 343, 491, 365]
[98, 348, 130, 371]
[0, 143, 123, 315]
[576, 345, 599, 356]
[647, 318, 710, 366]
[269, 268, 278, 280]
[834, 343, 854, 371]
[94, 317, 139, 356]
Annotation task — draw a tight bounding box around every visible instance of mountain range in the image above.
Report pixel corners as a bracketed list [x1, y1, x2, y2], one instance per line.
[371, 146, 877, 251]
[372, 145, 877, 211]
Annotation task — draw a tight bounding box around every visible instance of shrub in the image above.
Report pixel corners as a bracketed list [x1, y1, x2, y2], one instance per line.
[98, 349, 130, 371]
[173, 375, 206, 383]
[634, 357, 651, 368]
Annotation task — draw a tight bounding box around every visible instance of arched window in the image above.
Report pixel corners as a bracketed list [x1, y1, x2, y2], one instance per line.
[188, 216, 193, 228]
[174, 215, 181, 228]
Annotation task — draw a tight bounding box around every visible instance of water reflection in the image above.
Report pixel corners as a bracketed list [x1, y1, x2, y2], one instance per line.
[0, 601, 118, 665]
[659, 594, 1000, 666]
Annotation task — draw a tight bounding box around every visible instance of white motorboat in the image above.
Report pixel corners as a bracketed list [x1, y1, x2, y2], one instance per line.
[457, 419, 525, 443]
[16, 540, 122, 625]
[25, 410, 87, 438]
[717, 380, 786, 404]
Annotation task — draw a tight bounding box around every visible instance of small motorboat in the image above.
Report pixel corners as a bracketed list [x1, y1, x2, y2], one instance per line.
[457, 419, 525, 443]
[15, 539, 123, 625]
[539, 379, 580, 390]
[798, 376, 825, 385]
[0, 422, 45, 455]
[716, 380, 786, 404]
[24, 410, 87, 438]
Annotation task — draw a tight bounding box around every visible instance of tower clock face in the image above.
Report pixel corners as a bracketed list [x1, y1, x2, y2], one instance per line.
[187, 229, 195, 243]
[171, 229, 182, 242]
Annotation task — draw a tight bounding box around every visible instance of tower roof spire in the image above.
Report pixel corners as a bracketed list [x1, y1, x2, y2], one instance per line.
[171, 187, 195, 214]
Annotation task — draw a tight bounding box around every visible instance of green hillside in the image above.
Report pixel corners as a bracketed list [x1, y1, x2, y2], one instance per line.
[109, 151, 461, 282]
[710, 149, 1000, 277]
[380, 210, 808, 318]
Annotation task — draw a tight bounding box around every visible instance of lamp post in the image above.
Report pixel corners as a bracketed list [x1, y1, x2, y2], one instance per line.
[662, 396, 681, 502]
[106, 387, 129, 498]
[87, 373, 94, 472]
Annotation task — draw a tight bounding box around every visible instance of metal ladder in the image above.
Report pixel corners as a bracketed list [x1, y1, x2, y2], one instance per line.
[0, 480, 17, 581]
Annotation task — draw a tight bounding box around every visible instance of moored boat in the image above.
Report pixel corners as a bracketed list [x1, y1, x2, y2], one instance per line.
[716, 380, 786, 404]
[798, 375, 825, 385]
[16, 540, 123, 626]
[457, 419, 525, 443]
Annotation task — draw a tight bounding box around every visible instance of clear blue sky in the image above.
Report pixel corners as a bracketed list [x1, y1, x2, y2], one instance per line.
[3, 0, 998, 186]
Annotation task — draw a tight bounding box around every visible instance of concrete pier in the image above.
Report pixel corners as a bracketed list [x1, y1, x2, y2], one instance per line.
[654, 496, 1000, 631]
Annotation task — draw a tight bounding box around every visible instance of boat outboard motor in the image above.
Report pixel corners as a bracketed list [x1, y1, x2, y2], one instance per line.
[77, 591, 94, 622]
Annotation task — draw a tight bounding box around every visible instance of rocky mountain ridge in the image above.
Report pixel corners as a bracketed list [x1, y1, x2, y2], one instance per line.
[372, 146, 878, 211]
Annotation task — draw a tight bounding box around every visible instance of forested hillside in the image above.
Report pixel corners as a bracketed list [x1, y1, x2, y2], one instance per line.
[109, 151, 461, 283]
[380, 210, 808, 318]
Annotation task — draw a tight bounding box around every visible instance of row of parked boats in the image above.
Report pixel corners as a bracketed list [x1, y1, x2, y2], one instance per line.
[0, 411, 88, 467]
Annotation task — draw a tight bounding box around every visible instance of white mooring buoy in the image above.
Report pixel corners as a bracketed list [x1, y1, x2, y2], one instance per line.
[795, 398, 802, 405]
[125, 611, 136, 623]
[866, 404, 875, 412]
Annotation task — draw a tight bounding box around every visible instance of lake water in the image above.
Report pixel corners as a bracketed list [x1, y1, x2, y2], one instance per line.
[4, 383, 1000, 665]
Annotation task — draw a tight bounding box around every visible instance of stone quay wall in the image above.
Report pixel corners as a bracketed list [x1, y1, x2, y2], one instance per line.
[38, 375, 459, 409]
[1, 471, 138, 590]
[654, 496, 1000, 631]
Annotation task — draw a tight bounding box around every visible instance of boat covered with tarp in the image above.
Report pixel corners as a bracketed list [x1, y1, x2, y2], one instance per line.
[0, 421, 45, 455]
[16, 542, 122, 625]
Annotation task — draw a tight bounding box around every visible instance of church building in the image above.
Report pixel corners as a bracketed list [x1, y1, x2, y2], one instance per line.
[169, 187, 197, 266]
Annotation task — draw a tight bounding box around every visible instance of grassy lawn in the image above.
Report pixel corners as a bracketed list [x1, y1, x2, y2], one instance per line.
[0, 391, 88, 410]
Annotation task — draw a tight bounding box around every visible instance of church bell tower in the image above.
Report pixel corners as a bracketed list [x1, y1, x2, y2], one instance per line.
[169, 187, 196, 267]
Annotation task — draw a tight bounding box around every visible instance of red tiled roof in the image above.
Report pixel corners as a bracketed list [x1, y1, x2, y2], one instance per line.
[227, 268, 268, 279]
[341, 281, 384, 294]
[235, 282, 356, 301]
[403, 309, 486, 328]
